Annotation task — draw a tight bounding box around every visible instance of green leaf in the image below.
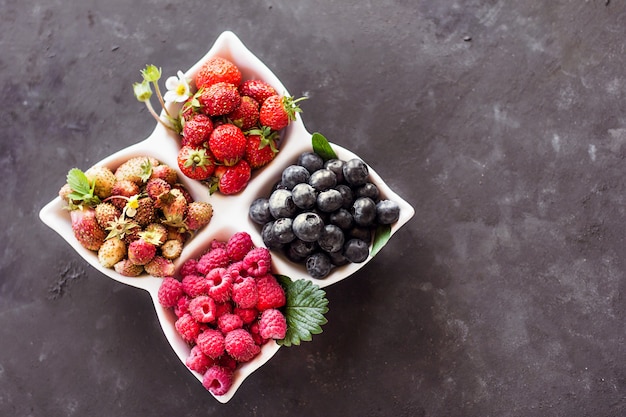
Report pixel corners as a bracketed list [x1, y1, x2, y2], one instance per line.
[66, 168, 92, 196]
[371, 224, 392, 258]
[276, 275, 329, 347]
[311, 132, 337, 161]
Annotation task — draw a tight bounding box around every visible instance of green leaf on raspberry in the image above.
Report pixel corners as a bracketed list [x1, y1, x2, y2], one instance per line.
[371, 224, 392, 258]
[275, 275, 329, 347]
[311, 132, 337, 161]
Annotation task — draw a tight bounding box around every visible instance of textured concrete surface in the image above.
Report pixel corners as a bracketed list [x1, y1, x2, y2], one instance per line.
[1, 1, 625, 416]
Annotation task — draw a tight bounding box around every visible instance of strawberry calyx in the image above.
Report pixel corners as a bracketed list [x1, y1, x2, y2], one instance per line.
[184, 147, 212, 170]
[246, 126, 280, 153]
[282, 95, 307, 122]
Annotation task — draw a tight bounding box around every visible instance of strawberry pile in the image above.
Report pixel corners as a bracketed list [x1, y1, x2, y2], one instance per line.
[134, 58, 305, 195]
[157, 231, 288, 396]
[59, 156, 213, 277]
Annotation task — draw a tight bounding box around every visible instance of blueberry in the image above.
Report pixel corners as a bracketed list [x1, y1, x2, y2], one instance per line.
[324, 159, 344, 183]
[329, 208, 354, 230]
[335, 184, 354, 209]
[292, 212, 324, 242]
[342, 158, 369, 186]
[272, 217, 295, 244]
[355, 182, 380, 201]
[249, 198, 272, 225]
[352, 197, 377, 226]
[262, 221, 283, 250]
[317, 189, 344, 213]
[288, 238, 319, 258]
[268, 189, 297, 219]
[327, 250, 349, 267]
[343, 238, 369, 263]
[297, 152, 324, 173]
[318, 224, 345, 253]
[306, 252, 333, 279]
[281, 165, 310, 190]
[291, 183, 318, 210]
[348, 226, 372, 243]
[309, 169, 337, 191]
[376, 199, 400, 224]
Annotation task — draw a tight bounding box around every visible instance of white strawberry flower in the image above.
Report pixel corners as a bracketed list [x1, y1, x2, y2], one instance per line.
[163, 70, 191, 103]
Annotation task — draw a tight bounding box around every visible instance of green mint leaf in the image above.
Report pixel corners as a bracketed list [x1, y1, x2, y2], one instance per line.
[276, 275, 329, 347]
[312, 132, 337, 161]
[66, 168, 92, 197]
[371, 224, 392, 258]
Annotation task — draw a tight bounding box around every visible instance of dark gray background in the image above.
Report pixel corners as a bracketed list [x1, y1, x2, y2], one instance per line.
[1, 1, 625, 416]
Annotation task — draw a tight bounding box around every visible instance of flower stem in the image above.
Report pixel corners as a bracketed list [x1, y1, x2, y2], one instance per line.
[152, 82, 172, 118]
[145, 100, 172, 130]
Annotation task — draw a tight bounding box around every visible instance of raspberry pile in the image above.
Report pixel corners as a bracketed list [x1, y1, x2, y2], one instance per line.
[174, 56, 304, 195]
[60, 156, 213, 277]
[248, 151, 401, 279]
[157, 231, 288, 396]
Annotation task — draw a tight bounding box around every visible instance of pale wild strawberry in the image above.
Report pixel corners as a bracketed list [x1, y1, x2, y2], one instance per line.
[114, 259, 144, 277]
[161, 239, 183, 260]
[84, 165, 117, 199]
[185, 201, 213, 231]
[98, 237, 127, 268]
[144, 256, 175, 277]
[114, 156, 159, 184]
[94, 202, 121, 229]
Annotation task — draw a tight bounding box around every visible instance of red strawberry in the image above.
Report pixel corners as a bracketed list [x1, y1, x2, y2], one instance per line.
[228, 96, 259, 130]
[208, 123, 247, 166]
[215, 159, 251, 195]
[245, 128, 279, 169]
[70, 207, 106, 251]
[194, 57, 242, 90]
[259, 94, 305, 131]
[177, 145, 215, 180]
[198, 82, 241, 116]
[238, 79, 278, 105]
[182, 113, 213, 147]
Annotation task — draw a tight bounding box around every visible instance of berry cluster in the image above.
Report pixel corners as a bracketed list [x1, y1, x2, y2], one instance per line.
[157, 231, 287, 396]
[60, 156, 213, 277]
[249, 151, 400, 279]
[136, 58, 304, 195]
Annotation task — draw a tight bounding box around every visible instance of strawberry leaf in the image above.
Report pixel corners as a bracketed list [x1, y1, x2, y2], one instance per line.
[312, 132, 337, 161]
[275, 275, 329, 347]
[371, 224, 392, 258]
[66, 168, 92, 196]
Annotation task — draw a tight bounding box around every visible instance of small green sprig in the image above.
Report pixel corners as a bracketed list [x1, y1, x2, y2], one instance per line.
[65, 168, 101, 209]
[133, 65, 182, 134]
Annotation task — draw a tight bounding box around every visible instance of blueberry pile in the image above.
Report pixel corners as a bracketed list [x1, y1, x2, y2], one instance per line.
[249, 151, 400, 279]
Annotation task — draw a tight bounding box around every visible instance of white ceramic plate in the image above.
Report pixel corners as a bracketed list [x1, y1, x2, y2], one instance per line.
[39, 31, 415, 403]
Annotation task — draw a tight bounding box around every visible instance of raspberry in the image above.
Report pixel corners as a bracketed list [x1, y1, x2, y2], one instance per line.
[206, 268, 232, 303]
[242, 247, 272, 277]
[179, 258, 199, 277]
[196, 329, 225, 359]
[196, 248, 230, 275]
[218, 355, 238, 371]
[175, 313, 202, 343]
[231, 276, 258, 309]
[214, 302, 233, 318]
[186, 345, 214, 374]
[217, 313, 243, 334]
[234, 307, 258, 324]
[202, 365, 234, 396]
[226, 261, 249, 281]
[255, 274, 286, 311]
[224, 329, 260, 362]
[189, 295, 217, 323]
[157, 277, 183, 308]
[226, 231, 254, 262]
[182, 274, 209, 297]
[248, 322, 266, 346]
[258, 308, 287, 340]
[208, 239, 227, 251]
[174, 295, 190, 317]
